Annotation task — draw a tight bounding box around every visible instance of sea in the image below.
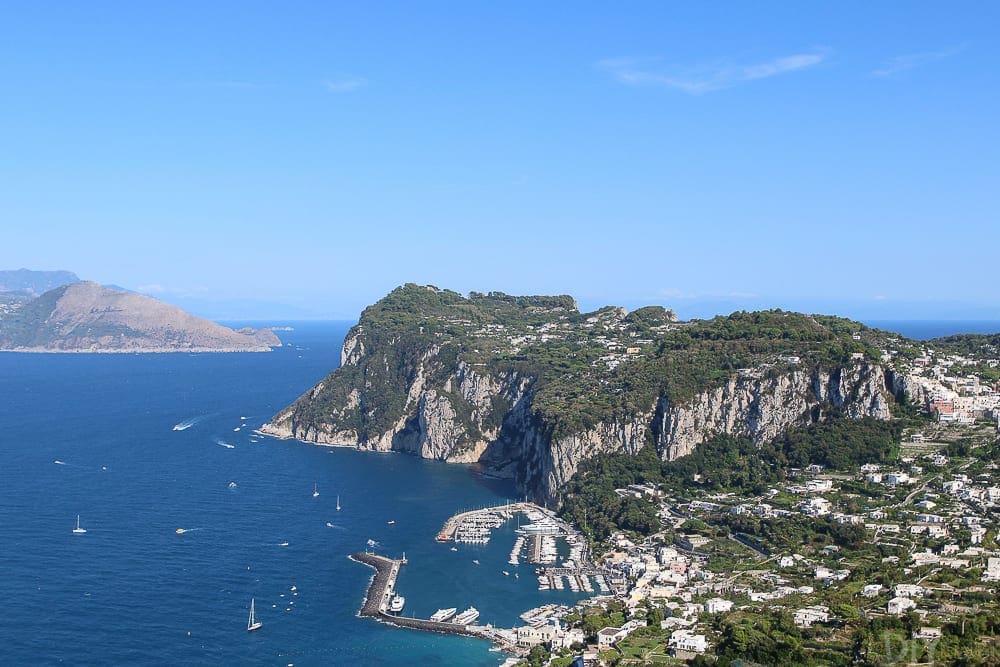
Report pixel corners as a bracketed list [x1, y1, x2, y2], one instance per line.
[0, 322, 586, 666]
[864, 320, 1000, 340]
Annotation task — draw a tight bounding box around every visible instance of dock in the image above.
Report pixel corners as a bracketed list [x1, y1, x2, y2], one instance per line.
[436, 501, 551, 542]
[350, 552, 524, 655]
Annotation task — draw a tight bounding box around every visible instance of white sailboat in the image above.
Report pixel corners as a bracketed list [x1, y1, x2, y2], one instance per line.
[312, 484, 319, 498]
[247, 598, 262, 632]
[336, 495, 341, 511]
[72, 515, 87, 534]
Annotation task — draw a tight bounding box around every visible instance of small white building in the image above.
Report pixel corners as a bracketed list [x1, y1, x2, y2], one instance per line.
[669, 629, 708, 654]
[807, 479, 833, 492]
[801, 497, 832, 517]
[704, 598, 733, 614]
[596, 626, 628, 650]
[886, 472, 912, 486]
[888, 597, 918, 615]
[983, 557, 1000, 582]
[551, 628, 585, 649]
[794, 605, 830, 628]
[894, 584, 925, 598]
[861, 584, 884, 598]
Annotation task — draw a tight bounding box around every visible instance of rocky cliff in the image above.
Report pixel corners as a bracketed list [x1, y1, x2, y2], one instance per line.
[0, 281, 280, 352]
[264, 285, 900, 502]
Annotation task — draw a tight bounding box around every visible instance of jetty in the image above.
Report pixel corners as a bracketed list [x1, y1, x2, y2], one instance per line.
[350, 552, 524, 655]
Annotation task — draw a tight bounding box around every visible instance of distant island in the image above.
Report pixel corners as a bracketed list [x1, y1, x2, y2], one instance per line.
[0, 271, 279, 353]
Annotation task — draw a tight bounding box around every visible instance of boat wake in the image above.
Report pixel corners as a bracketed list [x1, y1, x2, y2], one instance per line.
[54, 460, 66, 465]
[172, 415, 208, 431]
[175, 527, 203, 534]
[214, 439, 235, 449]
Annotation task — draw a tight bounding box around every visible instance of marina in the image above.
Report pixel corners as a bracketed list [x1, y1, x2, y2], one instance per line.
[350, 552, 524, 656]
[351, 501, 605, 656]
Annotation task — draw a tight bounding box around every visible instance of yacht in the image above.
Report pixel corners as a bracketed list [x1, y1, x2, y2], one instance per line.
[453, 606, 480, 625]
[247, 598, 262, 632]
[389, 595, 405, 613]
[72, 515, 87, 535]
[430, 607, 457, 622]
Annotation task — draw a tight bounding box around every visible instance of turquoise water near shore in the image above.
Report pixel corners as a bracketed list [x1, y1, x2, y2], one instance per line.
[0, 322, 585, 665]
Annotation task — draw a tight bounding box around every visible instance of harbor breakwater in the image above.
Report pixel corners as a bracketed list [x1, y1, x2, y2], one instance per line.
[349, 552, 523, 654]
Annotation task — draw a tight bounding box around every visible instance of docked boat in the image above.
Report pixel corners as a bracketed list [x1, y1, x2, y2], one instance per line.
[389, 595, 405, 613]
[247, 597, 262, 632]
[430, 607, 457, 622]
[453, 606, 480, 625]
[72, 515, 87, 535]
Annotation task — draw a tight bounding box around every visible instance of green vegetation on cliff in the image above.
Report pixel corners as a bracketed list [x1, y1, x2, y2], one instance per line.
[292, 283, 892, 445]
[559, 417, 903, 541]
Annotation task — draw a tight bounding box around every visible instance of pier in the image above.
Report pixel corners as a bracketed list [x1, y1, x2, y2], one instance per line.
[350, 552, 525, 655]
[436, 501, 534, 541]
[436, 501, 555, 542]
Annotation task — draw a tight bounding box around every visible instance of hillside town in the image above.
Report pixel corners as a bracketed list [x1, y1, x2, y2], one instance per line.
[507, 338, 1000, 666]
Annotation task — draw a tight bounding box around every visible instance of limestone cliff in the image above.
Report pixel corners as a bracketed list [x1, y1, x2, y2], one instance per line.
[263, 285, 900, 502]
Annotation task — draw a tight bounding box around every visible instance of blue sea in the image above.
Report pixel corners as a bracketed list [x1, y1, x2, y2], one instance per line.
[865, 320, 1000, 340]
[0, 322, 585, 665]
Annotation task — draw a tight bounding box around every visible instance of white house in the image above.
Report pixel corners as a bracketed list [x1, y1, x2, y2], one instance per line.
[886, 472, 912, 486]
[862, 584, 884, 598]
[516, 624, 561, 647]
[669, 629, 708, 654]
[801, 497, 832, 517]
[894, 584, 925, 598]
[596, 626, 628, 650]
[552, 628, 585, 649]
[888, 597, 918, 615]
[984, 557, 1000, 582]
[794, 606, 830, 628]
[704, 598, 733, 614]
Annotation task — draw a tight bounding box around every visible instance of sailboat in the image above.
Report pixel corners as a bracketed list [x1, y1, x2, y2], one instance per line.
[336, 495, 341, 511]
[247, 598, 262, 632]
[72, 515, 87, 535]
[312, 484, 319, 498]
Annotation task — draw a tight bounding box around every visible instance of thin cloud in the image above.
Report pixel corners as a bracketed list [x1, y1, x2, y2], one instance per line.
[323, 77, 367, 93]
[870, 47, 962, 78]
[598, 50, 829, 94]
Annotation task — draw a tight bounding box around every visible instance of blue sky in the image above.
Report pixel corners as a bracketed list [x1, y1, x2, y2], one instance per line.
[2, 2, 997, 320]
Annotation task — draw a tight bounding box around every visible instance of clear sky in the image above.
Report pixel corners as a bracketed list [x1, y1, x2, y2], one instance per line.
[2, 2, 998, 320]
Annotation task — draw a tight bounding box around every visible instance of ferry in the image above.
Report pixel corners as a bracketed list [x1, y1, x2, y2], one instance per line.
[452, 606, 480, 625]
[430, 607, 457, 622]
[389, 595, 405, 613]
